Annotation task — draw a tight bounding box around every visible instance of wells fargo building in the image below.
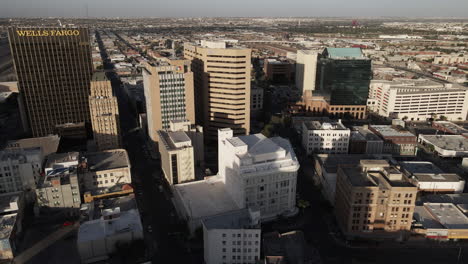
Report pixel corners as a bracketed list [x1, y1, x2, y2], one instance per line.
[8, 28, 93, 137]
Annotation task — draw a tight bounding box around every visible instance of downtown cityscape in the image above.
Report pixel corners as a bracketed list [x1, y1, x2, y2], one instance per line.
[1, 1, 468, 264]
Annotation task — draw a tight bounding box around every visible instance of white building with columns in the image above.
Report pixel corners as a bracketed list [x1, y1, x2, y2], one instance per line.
[218, 128, 299, 220]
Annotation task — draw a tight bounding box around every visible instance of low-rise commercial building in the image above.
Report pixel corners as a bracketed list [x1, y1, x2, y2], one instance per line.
[0, 147, 43, 193]
[77, 194, 143, 263]
[302, 120, 350, 155]
[432, 121, 468, 137]
[203, 208, 261, 264]
[36, 167, 81, 210]
[78, 149, 131, 191]
[369, 125, 417, 156]
[44, 152, 79, 174]
[4, 135, 60, 157]
[414, 203, 468, 240]
[369, 79, 468, 121]
[399, 161, 465, 193]
[418, 134, 468, 157]
[335, 160, 418, 239]
[0, 192, 25, 261]
[349, 126, 384, 154]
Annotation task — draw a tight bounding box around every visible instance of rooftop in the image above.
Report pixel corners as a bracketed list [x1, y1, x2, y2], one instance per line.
[413, 206, 446, 229]
[45, 152, 79, 168]
[351, 127, 382, 141]
[83, 149, 130, 172]
[203, 208, 259, 230]
[0, 214, 17, 240]
[316, 153, 393, 173]
[77, 207, 142, 243]
[340, 166, 377, 187]
[400, 161, 463, 183]
[419, 135, 468, 151]
[0, 147, 42, 163]
[303, 120, 348, 131]
[326, 47, 366, 60]
[424, 203, 468, 229]
[91, 72, 108, 82]
[173, 177, 239, 220]
[434, 121, 468, 135]
[0, 192, 21, 214]
[421, 194, 468, 205]
[370, 125, 415, 138]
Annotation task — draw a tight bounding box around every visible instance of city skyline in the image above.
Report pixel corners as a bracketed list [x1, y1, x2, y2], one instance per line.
[2, 0, 468, 18]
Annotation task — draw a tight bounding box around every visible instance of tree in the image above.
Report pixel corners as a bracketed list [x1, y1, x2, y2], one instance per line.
[402, 116, 409, 121]
[439, 115, 448, 121]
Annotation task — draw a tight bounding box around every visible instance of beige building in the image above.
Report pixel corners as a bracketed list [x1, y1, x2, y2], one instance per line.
[36, 166, 81, 210]
[184, 41, 251, 141]
[334, 160, 417, 239]
[142, 61, 195, 143]
[296, 50, 319, 97]
[89, 73, 121, 151]
[157, 120, 203, 185]
[78, 149, 131, 192]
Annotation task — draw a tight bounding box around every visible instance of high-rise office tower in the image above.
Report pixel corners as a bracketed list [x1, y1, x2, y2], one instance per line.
[296, 50, 319, 97]
[89, 72, 121, 151]
[184, 41, 251, 141]
[318, 48, 372, 106]
[8, 28, 93, 137]
[142, 61, 195, 143]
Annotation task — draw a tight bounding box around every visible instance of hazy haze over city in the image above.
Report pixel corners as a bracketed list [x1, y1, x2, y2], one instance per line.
[2, 0, 468, 18]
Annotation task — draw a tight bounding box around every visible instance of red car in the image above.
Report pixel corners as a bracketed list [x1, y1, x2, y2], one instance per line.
[63, 221, 74, 227]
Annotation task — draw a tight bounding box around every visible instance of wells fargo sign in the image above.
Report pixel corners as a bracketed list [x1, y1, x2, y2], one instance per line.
[16, 29, 80, 37]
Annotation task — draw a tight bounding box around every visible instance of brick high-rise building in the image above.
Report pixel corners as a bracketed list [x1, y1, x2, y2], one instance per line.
[89, 72, 121, 151]
[334, 160, 417, 239]
[184, 41, 251, 141]
[8, 28, 93, 137]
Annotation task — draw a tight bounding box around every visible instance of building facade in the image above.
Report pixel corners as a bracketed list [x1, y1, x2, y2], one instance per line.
[0, 148, 43, 193]
[263, 59, 294, 84]
[78, 149, 131, 192]
[184, 41, 251, 141]
[369, 125, 417, 156]
[301, 120, 350, 155]
[296, 50, 319, 97]
[157, 129, 196, 185]
[317, 48, 371, 107]
[369, 79, 468, 121]
[36, 167, 81, 209]
[89, 73, 121, 151]
[203, 209, 261, 264]
[334, 160, 418, 239]
[143, 62, 195, 143]
[218, 128, 299, 219]
[8, 28, 93, 137]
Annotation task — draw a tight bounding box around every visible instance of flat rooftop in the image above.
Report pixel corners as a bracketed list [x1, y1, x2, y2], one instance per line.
[0, 147, 42, 162]
[77, 208, 142, 243]
[203, 208, 257, 230]
[84, 149, 130, 171]
[91, 72, 108, 82]
[158, 130, 192, 150]
[45, 152, 79, 168]
[413, 206, 446, 229]
[351, 127, 382, 141]
[326, 47, 366, 60]
[0, 192, 21, 214]
[400, 161, 444, 174]
[303, 121, 347, 130]
[370, 125, 415, 138]
[0, 213, 17, 240]
[424, 203, 468, 229]
[433, 121, 468, 135]
[316, 154, 392, 173]
[341, 167, 377, 187]
[420, 135, 468, 151]
[174, 177, 239, 220]
[421, 194, 468, 205]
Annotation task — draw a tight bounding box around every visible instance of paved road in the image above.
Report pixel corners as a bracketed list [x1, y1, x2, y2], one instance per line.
[96, 30, 203, 263]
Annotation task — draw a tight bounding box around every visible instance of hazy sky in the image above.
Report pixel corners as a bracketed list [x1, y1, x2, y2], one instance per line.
[2, 0, 468, 18]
